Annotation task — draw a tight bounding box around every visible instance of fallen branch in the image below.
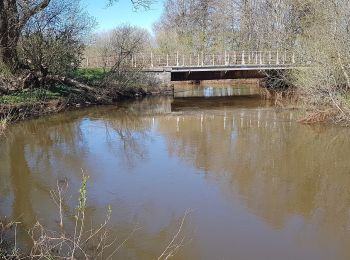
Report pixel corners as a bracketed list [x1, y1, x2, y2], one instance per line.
[45, 75, 96, 93]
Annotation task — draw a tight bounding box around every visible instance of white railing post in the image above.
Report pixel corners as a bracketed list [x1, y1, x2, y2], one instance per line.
[227, 53, 230, 65]
[151, 52, 153, 67]
[233, 51, 237, 64]
[259, 52, 263, 65]
[182, 54, 185, 66]
[202, 52, 204, 66]
[176, 52, 179, 66]
[212, 54, 215, 66]
[284, 51, 287, 65]
[255, 51, 258, 64]
[248, 52, 251, 64]
[197, 53, 200, 66]
[86, 57, 89, 67]
[225, 50, 227, 65]
[166, 54, 169, 67]
[242, 51, 245, 65]
[292, 53, 295, 64]
[131, 55, 134, 67]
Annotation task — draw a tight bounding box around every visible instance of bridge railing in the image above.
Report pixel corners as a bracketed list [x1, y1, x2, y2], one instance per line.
[82, 51, 298, 69]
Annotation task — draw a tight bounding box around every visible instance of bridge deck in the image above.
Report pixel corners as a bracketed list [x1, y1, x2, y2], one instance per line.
[143, 65, 299, 73]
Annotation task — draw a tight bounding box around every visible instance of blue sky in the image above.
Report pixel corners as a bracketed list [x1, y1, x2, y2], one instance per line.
[84, 0, 164, 33]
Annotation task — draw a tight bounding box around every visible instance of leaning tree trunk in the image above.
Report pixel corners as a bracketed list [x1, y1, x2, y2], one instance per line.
[0, 33, 21, 73]
[0, 0, 51, 73]
[0, 0, 21, 73]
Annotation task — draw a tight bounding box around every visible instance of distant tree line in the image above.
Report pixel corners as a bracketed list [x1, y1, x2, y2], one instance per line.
[153, 0, 304, 53]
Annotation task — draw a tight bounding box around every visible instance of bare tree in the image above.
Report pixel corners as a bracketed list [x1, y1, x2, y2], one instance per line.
[154, 0, 302, 52]
[292, 0, 350, 123]
[19, 0, 95, 75]
[87, 25, 151, 71]
[108, 0, 154, 10]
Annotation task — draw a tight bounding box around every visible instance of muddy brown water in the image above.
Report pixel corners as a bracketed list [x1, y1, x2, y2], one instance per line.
[1, 84, 350, 259]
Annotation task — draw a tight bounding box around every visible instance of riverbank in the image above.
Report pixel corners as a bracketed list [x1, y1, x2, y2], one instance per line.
[270, 87, 350, 125]
[0, 68, 174, 134]
[1, 73, 349, 135]
[260, 71, 350, 125]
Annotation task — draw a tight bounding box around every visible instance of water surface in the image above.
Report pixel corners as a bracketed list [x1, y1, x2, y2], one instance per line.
[1, 85, 350, 259]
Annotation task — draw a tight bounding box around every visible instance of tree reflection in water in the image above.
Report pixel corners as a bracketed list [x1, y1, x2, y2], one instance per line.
[157, 107, 350, 258]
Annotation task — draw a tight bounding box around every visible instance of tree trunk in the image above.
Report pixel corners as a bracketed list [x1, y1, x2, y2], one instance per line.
[0, 0, 51, 73]
[0, 37, 20, 72]
[0, 0, 21, 72]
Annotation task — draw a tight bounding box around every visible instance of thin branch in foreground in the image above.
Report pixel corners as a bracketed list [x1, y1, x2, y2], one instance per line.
[158, 210, 193, 260]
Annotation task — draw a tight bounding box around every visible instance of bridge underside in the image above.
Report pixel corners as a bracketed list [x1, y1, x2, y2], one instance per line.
[171, 69, 268, 81]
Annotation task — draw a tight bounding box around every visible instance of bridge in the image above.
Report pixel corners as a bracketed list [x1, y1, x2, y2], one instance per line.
[83, 51, 301, 82]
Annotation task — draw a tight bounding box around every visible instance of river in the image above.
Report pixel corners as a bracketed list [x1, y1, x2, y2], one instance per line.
[1, 84, 350, 259]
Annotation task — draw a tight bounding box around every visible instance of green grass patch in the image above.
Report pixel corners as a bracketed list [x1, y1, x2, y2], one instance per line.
[0, 85, 71, 105]
[73, 68, 107, 84]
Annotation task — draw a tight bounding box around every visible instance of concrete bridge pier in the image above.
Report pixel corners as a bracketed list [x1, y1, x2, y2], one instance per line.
[147, 69, 172, 86]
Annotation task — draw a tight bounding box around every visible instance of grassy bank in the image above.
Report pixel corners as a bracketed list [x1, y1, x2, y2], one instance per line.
[73, 68, 107, 85]
[0, 84, 91, 127]
[0, 87, 67, 105]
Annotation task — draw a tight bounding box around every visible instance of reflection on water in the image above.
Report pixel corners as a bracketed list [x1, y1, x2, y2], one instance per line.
[1, 91, 350, 259]
[174, 84, 261, 98]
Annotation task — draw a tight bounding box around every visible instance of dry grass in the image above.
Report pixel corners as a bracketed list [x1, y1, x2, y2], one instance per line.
[260, 87, 300, 110]
[262, 70, 350, 125]
[0, 219, 20, 259]
[298, 106, 350, 126]
[0, 109, 14, 136]
[0, 174, 119, 259]
[0, 174, 191, 259]
[0, 117, 9, 136]
[298, 109, 335, 124]
[295, 82, 350, 125]
[28, 174, 122, 260]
